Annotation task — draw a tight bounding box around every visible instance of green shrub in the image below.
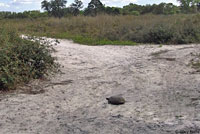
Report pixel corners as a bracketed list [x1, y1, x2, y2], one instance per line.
[0, 27, 59, 90]
[131, 11, 140, 16]
[145, 24, 174, 44]
[171, 15, 200, 44]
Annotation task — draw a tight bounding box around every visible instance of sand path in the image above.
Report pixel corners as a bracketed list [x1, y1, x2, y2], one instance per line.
[1, 40, 200, 133]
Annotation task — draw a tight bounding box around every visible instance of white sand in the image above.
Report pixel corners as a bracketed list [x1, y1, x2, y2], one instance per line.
[1, 40, 200, 133]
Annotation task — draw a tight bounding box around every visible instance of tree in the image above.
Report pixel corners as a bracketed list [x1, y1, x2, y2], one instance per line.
[177, 0, 200, 13]
[142, 4, 154, 14]
[123, 3, 144, 15]
[197, 2, 200, 11]
[152, 3, 166, 14]
[105, 7, 120, 15]
[164, 3, 180, 14]
[113, 8, 121, 15]
[70, 0, 83, 16]
[41, 0, 67, 18]
[41, 0, 51, 14]
[84, 0, 105, 16]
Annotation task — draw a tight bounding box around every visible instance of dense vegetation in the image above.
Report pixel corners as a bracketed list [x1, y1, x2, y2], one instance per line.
[0, 0, 200, 19]
[0, 27, 58, 90]
[3, 14, 200, 45]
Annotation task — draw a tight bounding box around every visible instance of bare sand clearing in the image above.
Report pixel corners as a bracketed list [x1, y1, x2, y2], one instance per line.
[1, 39, 200, 133]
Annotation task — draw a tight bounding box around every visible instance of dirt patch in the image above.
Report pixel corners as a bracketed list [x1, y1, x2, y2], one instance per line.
[0, 40, 200, 133]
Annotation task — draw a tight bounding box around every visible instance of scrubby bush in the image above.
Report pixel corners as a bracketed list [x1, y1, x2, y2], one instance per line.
[0, 27, 59, 90]
[144, 24, 174, 44]
[131, 11, 140, 16]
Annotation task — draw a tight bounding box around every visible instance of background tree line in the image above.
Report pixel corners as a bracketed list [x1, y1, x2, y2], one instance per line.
[0, 0, 200, 19]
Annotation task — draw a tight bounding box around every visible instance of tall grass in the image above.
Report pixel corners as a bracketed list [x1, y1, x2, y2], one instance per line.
[2, 14, 200, 44]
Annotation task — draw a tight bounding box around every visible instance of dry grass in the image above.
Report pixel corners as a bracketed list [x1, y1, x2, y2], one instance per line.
[2, 14, 200, 44]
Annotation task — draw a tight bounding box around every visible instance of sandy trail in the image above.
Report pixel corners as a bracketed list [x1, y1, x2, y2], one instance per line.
[1, 40, 200, 133]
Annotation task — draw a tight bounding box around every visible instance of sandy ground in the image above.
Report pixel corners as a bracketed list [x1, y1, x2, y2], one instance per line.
[1, 39, 200, 134]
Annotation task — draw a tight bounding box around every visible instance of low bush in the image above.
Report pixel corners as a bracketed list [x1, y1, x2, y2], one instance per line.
[144, 24, 174, 44]
[0, 27, 59, 90]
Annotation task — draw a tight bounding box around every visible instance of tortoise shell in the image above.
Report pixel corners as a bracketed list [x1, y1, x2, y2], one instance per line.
[106, 96, 125, 105]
